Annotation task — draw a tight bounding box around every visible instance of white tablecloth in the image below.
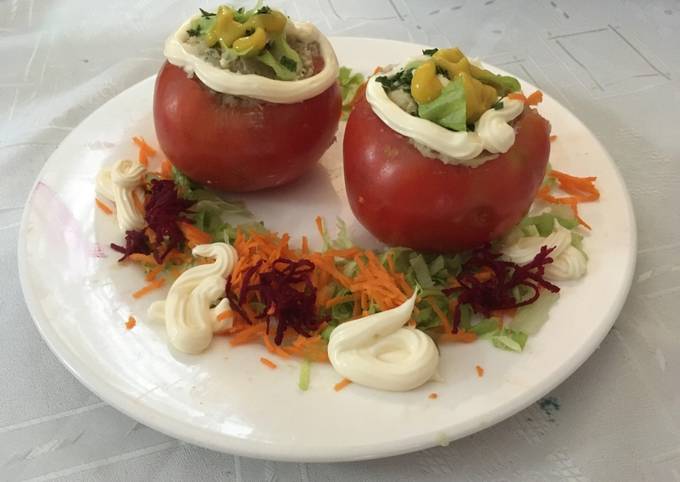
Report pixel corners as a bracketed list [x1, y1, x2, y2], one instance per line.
[1, 1, 679, 480]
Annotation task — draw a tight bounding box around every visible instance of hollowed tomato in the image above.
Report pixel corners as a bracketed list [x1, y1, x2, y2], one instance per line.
[343, 94, 551, 252]
[154, 61, 341, 192]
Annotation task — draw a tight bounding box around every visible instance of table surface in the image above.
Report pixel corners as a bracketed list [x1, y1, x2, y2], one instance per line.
[2, 0, 679, 480]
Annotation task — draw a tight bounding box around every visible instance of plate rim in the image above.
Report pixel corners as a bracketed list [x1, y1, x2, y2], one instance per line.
[17, 36, 638, 462]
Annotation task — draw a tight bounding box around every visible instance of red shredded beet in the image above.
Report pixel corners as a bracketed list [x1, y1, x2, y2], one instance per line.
[110, 229, 151, 261]
[444, 245, 560, 332]
[143, 179, 194, 262]
[228, 258, 321, 345]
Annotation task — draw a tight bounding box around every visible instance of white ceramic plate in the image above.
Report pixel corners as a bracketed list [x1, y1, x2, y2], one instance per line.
[18, 38, 636, 462]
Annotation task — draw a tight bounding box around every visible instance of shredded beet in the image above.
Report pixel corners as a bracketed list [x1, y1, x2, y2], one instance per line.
[143, 179, 194, 262]
[444, 245, 560, 332]
[110, 229, 151, 261]
[229, 258, 321, 345]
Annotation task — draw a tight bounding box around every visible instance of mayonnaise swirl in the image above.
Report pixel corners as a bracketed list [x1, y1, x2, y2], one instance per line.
[502, 222, 587, 281]
[95, 159, 146, 232]
[365, 63, 524, 166]
[328, 293, 439, 391]
[148, 243, 238, 354]
[164, 17, 339, 104]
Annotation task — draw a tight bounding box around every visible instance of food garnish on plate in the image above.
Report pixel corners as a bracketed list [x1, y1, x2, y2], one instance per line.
[94, 38, 601, 392]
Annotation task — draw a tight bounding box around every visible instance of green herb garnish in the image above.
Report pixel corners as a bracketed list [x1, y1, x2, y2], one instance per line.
[280, 55, 297, 71]
[422, 48, 439, 56]
[199, 8, 215, 17]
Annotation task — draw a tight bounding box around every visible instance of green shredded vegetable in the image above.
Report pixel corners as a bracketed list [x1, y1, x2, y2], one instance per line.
[298, 359, 311, 391]
[417, 76, 467, 131]
[339, 66, 365, 119]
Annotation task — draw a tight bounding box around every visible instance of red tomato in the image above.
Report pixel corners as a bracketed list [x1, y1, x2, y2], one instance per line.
[343, 94, 551, 252]
[153, 61, 341, 192]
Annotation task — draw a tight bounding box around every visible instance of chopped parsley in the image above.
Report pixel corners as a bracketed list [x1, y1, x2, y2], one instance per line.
[492, 100, 504, 110]
[422, 48, 439, 56]
[376, 68, 414, 92]
[186, 25, 202, 37]
[199, 8, 215, 17]
[257, 6, 272, 14]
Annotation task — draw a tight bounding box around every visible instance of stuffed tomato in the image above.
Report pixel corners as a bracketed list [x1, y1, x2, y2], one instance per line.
[154, 4, 341, 192]
[343, 48, 551, 251]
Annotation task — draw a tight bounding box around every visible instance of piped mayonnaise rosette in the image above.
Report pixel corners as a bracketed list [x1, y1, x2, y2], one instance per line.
[163, 9, 338, 103]
[328, 292, 439, 391]
[366, 48, 526, 166]
[149, 242, 238, 354]
[95, 158, 146, 232]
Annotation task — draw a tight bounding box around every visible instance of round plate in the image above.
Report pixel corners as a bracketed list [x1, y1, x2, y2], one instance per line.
[18, 37, 636, 462]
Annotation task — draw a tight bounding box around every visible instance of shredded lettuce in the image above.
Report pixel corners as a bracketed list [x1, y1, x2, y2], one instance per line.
[319, 218, 354, 251]
[417, 76, 467, 131]
[511, 291, 559, 335]
[339, 67, 365, 119]
[298, 359, 311, 391]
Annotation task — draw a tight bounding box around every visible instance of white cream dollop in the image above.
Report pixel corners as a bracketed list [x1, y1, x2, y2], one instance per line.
[96, 159, 146, 232]
[327, 293, 439, 391]
[365, 62, 524, 167]
[163, 17, 339, 104]
[502, 222, 587, 281]
[148, 242, 238, 354]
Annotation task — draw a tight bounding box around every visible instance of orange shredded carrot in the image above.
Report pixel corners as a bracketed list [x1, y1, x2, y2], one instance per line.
[426, 297, 451, 333]
[507, 92, 527, 102]
[550, 170, 600, 202]
[428, 392, 438, 400]
[439, 330, 478, 343]
[95, 198, 113, 215]
[229, 323, 266, 346]
[526, 90, 543, 106]
[160, 158, 173, 179]
[178, 221, 213, 246]
[125, 315, 136, 330]
[132, 136, 156, 168]
[325, 294, 356, 308]
[260, 357, 277, 369]
[145, 265, 163, 282]
[475, 365, 485, 377]
[334, 378, 352, 391]
[301, 235, 309, 254]
[217, 310, 233, 321]
[536, 185, 592, 230]
[132, 278, 165, 299]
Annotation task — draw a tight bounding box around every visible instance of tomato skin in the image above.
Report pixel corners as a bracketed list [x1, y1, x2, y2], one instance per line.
[343, 94, 551, 252]
[153, 62, 341, 192]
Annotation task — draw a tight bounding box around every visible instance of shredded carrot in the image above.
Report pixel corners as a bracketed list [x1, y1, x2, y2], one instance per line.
[428, 392, 438, 400]
[525, 90, 543, 106]
[125, 315, 136, 330]
[550, 170, 600, 202]
[132, 278, 165, 299]
[179, 221, 213, 246]
[325, 294, 356, 308]
[475, 365, 485, 377]
[95, 198, 113, 215]
[260, 357, 277, 369]
[229, 323, 266, 346]
[301, 235, 309, 254]
[536, 185, 592, 230]
[145, 265, 163, 282]
[439, 330, 478, 343]
[334, 378, 352, 391]
[426, 297, 451, 333]
[160, 158, 173, 179]
[132, 136, 156, 168]
[507, 92, 527, 102]
[217, 310, 233, 321]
